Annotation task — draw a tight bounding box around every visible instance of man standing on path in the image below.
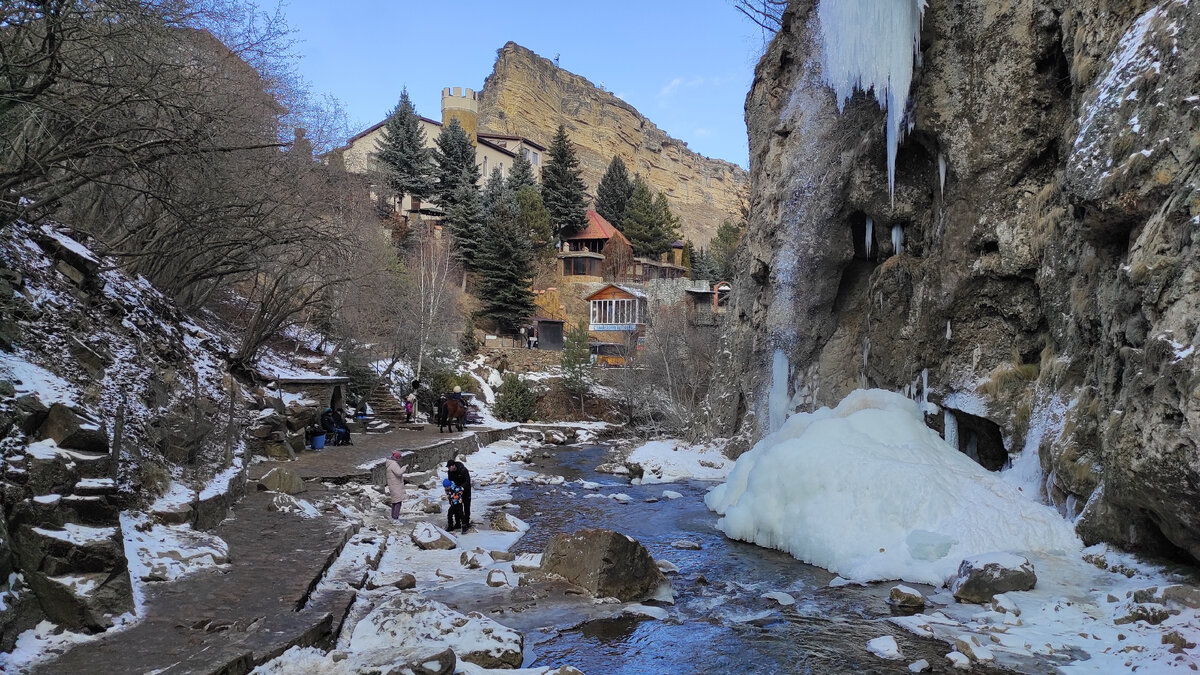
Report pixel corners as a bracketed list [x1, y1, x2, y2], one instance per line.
[446, 459, 472, 531]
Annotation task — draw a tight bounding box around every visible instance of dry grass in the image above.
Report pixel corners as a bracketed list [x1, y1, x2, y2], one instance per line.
[979, 349, 1040, 398]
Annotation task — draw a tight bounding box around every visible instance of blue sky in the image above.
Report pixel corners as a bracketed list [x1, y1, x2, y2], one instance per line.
[269, 1, 769, 168]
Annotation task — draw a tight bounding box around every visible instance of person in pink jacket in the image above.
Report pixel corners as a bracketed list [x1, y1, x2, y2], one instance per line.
[385, 451, 409, 519]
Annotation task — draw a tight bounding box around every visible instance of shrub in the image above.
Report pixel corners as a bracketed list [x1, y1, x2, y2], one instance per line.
[494, 374, 538, 422]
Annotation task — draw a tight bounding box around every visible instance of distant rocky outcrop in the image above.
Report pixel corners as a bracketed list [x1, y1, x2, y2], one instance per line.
[716, 0, 1200, 563]
[477, 42, 748, 245]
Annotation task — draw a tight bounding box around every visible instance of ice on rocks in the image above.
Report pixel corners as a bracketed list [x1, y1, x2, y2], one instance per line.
[705, 389, 1078, 585]
[762, 591, 795, 606]
[866, 635, 903, 660]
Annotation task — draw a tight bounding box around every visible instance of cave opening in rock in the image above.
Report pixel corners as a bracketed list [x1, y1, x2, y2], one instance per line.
[942, 408, 1009, 471]
[835, 212, 878, 313]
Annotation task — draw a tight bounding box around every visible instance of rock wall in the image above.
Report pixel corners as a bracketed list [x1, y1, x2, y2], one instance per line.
[477, 42, 749, 246]
[716, 0, 1200, 562]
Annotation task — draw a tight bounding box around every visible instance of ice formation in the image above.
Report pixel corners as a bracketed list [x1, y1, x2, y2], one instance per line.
[768, 348, 790, 433]
[817, 0, 927, 197]
[891, 224, 904, 256]
[705, 390, 1079, 585]
[938, 153, 947, 194]
[943, 409, 959, 451]
[864, 216, 874, 257]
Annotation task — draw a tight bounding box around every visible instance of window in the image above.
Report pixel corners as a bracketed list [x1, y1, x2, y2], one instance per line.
[531, 151, 540, 165]
[481, 155, 488, 176]
[590, 297, 638, 327]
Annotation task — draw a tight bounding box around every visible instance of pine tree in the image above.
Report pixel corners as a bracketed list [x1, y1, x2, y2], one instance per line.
[541, 124, 589, 237]
[482, 166, 517, 223]
[475, 205, 536, 333]
[682, 240, 696, 272]
[652, 191, 682, 252]
[507, 152, 537, 190]
[690, 246, 719, 281]
[375, 88, 434, 202]
[560, 319, 592, 413]
[443, 165, 485, 270]
[621, 176, 658, 257]
[433, 118, 479, 208]
[595, 155, 634, 228]
[709, 219, 743, 281]
[515, 185, 554, 259]
[622, 176, 680, 257]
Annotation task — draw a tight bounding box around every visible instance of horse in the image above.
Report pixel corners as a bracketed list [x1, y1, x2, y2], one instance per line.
[438, 396, 467, 433]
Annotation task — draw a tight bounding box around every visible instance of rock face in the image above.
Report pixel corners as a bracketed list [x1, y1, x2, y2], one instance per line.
[478, 42, 748, 245]
[541, 528, 670, 601]
[950, 553, 1038, 604]
[716, 0, 1200, 562]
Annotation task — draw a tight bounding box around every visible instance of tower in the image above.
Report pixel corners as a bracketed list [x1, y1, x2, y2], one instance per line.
[441, 87, 479, 145]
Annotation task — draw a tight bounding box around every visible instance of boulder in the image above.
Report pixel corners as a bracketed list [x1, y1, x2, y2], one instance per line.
[490, 512, 527, 533]
[12, 524, 125, 576]
[889, 584, 926, 610]
[460, 548, 493, 569]
[400, 648, 456, 675]
[152, 501, 194, 526]
[366, 572, 416, 591]
[37, 404, 108, 453]
[486, 570, 510, 587]
[257, 467, 306, 495]
[346, 596, 521, 670]
[671, 539, 702, 550]
[540, 529, 671, 602]
[25, 569, 133, 632]
[950, 553, 1036, 604]
[411, 523, 457, 550]
[490, 550, 516, 562]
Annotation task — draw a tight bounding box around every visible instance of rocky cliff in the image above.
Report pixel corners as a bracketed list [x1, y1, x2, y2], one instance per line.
[477, 42, 748, 246]
[715, 0, 1199, 562]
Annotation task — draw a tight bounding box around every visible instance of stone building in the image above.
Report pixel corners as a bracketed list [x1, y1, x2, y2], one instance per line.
[325, 87, 546, 228]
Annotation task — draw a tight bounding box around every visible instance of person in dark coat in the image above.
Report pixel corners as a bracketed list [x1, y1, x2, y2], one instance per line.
[320, 408, 351, 446]
[446, 459, 471, 530]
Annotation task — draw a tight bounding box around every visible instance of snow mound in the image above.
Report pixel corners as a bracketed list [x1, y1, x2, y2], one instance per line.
[705, 389, 1079, 585]
[627, 439, 733, 484]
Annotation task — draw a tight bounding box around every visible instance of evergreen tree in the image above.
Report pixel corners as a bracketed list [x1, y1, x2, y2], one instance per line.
[482, 166, 517, 222]
[443, 165, 485, 270]
[709, 219, 743, 281]
[595, 155, 634, 228]
[682, 240, 696, 272]
[690, 246, 719, 281]
[433, 118, 479, 208]
[560, 319, 592, 413]
[540, 124, 589, 237]
[622, 176, 681, 257]
[375, 88, 434, 202]
[515, 185, 554, 259]
[621, 176, 659, 257]
[653, 192, 682, 249]
[475, 205, 536, 333]
[507, 152, 538, 190]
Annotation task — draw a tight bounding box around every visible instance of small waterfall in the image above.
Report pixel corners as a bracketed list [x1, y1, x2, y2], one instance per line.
[891, 224, 904, 256]
[943, 409, 959, 450]
[864, 217, 874, 258]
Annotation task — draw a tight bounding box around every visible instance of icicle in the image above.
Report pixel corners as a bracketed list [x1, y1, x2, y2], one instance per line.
[768, 349, 790, 433]
[945, 320, 952, 341]
[943, 409, 959, 450]
[864, 217, 874, 258]
[921, 368, 928, 411]
[817, 0, 927, 199]
[891, 224, 904, 256]
[938, 153, 947, 195]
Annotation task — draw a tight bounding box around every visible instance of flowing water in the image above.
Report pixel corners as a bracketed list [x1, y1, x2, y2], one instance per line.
[450, 443, 1022, 675]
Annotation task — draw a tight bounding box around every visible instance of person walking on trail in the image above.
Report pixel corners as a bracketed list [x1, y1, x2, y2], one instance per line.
[384, 451, 409, 520]
[446, 459, 472, 530]
[443, 478, 465, 532]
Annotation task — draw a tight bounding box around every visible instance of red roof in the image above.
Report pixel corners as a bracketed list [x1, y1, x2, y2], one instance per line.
[565, 210, 631, 246]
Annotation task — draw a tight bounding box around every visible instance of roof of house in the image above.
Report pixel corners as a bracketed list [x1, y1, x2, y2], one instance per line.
[565, 210, 631, 246]
[477, 133, 547, 151]
[477, 136, 516, 158]
[584, 283, 648, 301]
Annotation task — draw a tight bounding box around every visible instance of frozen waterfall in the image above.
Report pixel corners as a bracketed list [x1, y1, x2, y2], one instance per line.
[768, 349, 790, 433]
[891, 224, 904, 256]
[864, 216, 874, 257]
[817, 0, 927, 199]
